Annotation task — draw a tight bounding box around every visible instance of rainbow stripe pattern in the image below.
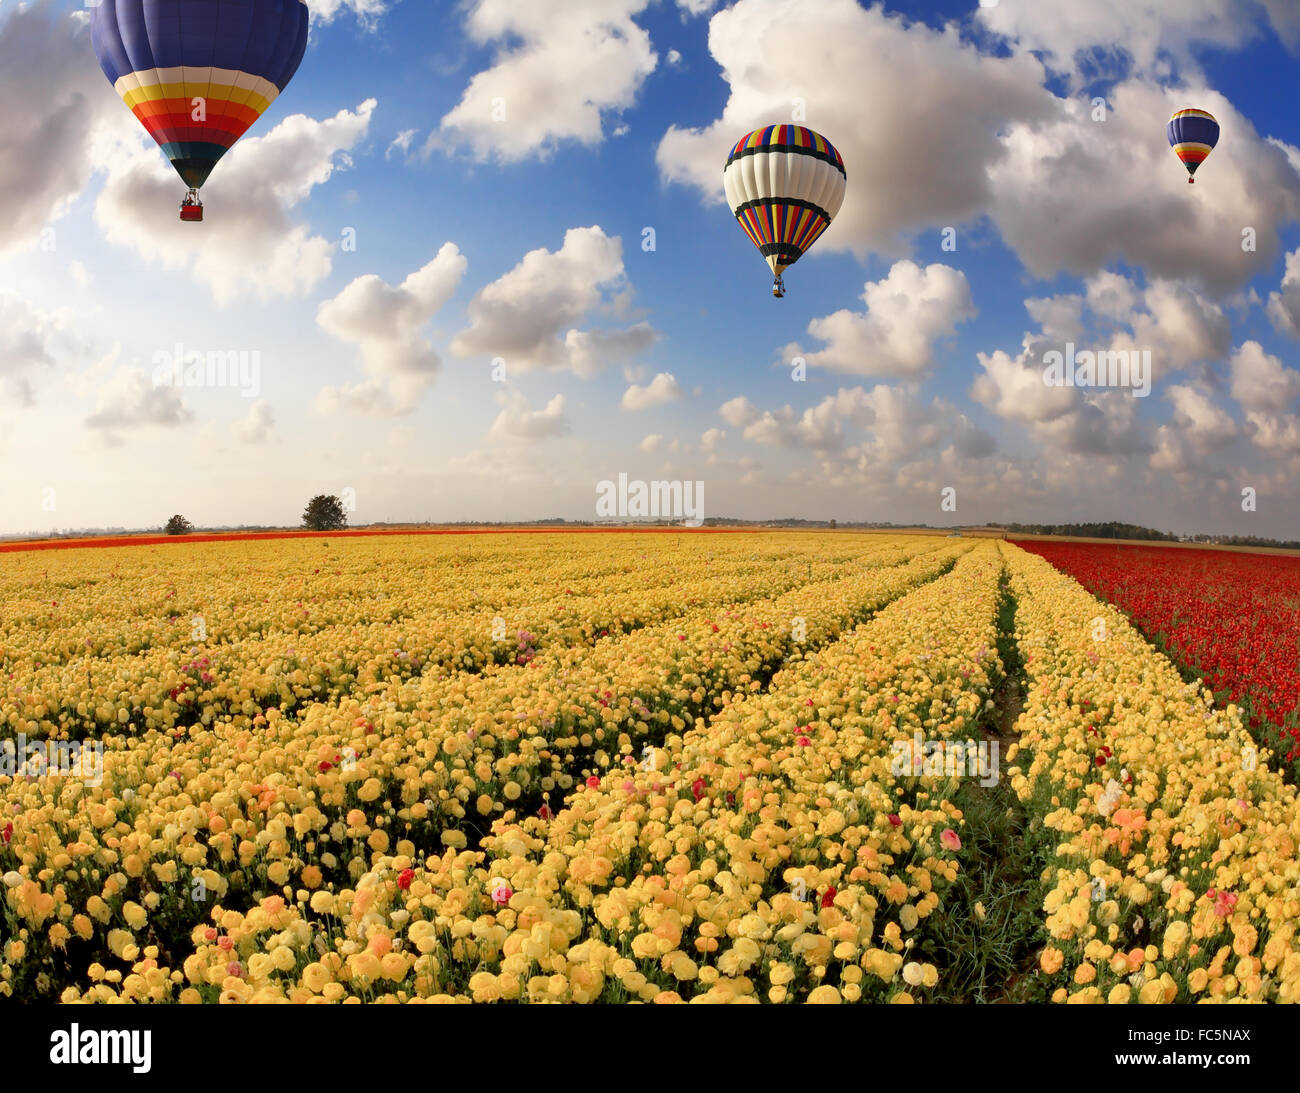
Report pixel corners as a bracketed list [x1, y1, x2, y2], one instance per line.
[1167, 108, 1220, 180]
[91, 0, 310, 191]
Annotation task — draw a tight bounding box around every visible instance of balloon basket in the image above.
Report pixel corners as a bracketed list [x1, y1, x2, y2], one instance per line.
[180, 188, 204, 222]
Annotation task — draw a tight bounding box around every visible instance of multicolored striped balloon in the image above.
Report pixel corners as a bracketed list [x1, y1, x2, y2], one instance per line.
[91, 0, 309, 196]
[1167, 108, 1219, 184]
[723, 125, 847, 297]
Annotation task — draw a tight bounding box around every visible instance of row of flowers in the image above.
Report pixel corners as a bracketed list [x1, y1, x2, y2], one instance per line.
[1002, 547, 1300, 1004]
[1, 536, 963, 1000]
[1015, 541, 1300, 774]
[2, 535, 899, 742]
[52, 541, 1007, 1003]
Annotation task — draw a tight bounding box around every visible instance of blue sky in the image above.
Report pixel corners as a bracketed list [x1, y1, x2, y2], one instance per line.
[2, 0, 1300, 537]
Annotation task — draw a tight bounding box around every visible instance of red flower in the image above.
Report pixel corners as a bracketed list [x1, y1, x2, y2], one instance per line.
[887, 814, 902, 827]
[1, 822, 11, 844]
[821, 887, 837, 908]
[1095, 755, 1106, 766]
[397, 868, 414, 890]
[318, 761, 332, 772]
[691, 777, 706, 802]
[538, 804, 553, 819]
[586, 776, 600, 789]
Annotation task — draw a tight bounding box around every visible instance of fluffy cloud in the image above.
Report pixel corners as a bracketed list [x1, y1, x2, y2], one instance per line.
[976, 0, 1298, 80]
[641, 434, 664, 453]
[0, 3, 127, 254]
[307, 0, 391, 24]
[974, 272, 1230, 434]
[1230, 340, 1300, 412]
[316, 242, 468, 415]
[433, 0, 657, 162]
[0, 293, 72, 407]
[1229, 341, 1300, 457]
[657, 0, 1055, 258]
[700, 427, 726, 453]
[986, 82, 1300, 294]
[622, 372, 684, 411]
[234, 400, 276, 444]
[971, 342, 1079, 426]
[738, 387, 876, 455]
[720, 396, 759, 428]
[1150, 384, 1239, 471]
[489, 390, 569, 440]
[791, 261, 975, 378]
[450, 226, 657, 376]
[1266, 247, 1300, 337]
[85, 367, 194, 444]
[95, 100, 376, 305]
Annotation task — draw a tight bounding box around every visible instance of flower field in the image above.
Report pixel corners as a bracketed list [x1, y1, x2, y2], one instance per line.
[1016, 542, 1300, 774]
[2, 532, 1298, 1004]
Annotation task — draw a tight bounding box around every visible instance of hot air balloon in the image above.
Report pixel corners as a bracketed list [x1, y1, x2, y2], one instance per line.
[723, 125, 847, 297]
[1168, 108, 1219, 184]
[91, 0, 310, 222]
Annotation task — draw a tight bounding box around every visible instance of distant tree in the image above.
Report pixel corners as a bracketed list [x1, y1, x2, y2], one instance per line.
[302, 495, 348, 532]
[165, 514, 194, 536]
[828, 519, 837, 530]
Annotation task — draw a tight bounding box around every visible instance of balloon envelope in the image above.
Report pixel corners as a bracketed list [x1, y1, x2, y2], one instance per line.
[91, 0, 310, 191]
[723, 125, 847, 286]
[1167, 108, 1219, 180]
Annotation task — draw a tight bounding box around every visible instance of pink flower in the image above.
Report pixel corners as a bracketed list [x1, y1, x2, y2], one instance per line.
[940, 828, 962, 851]
[218, 936, 233, 951]
[227, 961, 243, 978]
[1213, 890, 1237, 918]
[490, 883, 513, 906]
[623, 780, 636, 793]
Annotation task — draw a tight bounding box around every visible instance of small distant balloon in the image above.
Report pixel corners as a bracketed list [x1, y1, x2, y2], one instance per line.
[1168, 108, 1219, 184]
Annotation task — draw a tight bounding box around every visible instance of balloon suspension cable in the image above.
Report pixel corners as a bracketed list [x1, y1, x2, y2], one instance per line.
[772, 274, 786, 298]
